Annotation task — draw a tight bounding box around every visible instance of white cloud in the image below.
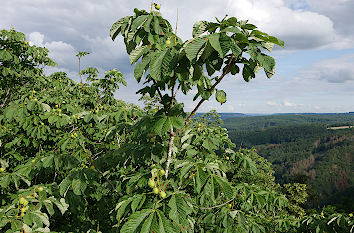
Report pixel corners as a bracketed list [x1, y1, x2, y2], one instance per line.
[266, 100, 302, 107]
[267, 101, 280, 106]
[226, 0, 341, 50]
[28, 32, 44, 46]
[304, 54, 354, 83]
[29, 32, 77, 71]
[1, 0, 354, 113]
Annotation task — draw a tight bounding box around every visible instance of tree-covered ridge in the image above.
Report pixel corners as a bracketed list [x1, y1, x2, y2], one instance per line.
[1, 6, 353, 233]
[223, 114, 354, 131]
[227, 122, 354, 212]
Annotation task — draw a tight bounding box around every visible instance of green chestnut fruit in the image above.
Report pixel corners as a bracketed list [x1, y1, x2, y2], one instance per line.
[160, 191, 167, 199]
[159, 169, 166, 176]
[153, 187, 159, 194]
[19, 197, 28, 206]
[165, 39, 171, 46]
[148, 179, 156, 188]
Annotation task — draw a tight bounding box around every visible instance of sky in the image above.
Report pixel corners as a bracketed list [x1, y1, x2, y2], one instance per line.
[1, 0, 354, 113]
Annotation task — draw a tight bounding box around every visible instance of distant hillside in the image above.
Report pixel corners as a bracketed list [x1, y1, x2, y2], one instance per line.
[195, 112, 248, 120]
[223, 113, 354, 131]
[223, 114, 354, 211]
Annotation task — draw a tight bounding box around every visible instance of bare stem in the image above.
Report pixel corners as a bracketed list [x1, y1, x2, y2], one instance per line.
[164, 55, 235, 178]
[164, 125, 175, 178]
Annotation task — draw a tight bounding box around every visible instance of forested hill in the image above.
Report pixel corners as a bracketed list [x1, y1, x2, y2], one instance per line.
[223, 113, 354, 131]
[223, 114, 354, 211]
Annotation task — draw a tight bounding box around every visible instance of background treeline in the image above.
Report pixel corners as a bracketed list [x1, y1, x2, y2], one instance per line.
[224, 114, 354, 212]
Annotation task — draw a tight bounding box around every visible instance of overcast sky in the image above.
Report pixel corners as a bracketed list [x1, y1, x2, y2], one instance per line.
[1, 0, 354, 113]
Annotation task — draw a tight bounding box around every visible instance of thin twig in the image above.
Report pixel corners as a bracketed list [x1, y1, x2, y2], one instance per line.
[174, 8, 178, 44]
[92, 150, 104, 160]
[199, 198, 234, 210]
[69, 126, 78, 134]
[94, 166, 118, 193]
[178, 170, 196, 189]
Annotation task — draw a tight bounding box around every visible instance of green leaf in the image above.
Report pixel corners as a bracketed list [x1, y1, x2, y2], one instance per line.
[208, 34, 223, 57]
[59, 177, 71, 197]
[215, 90, 226, 104]
[120, 209, 153, 233]
[257, 54, 275, 78]
[42, 155, 54, 168]
[231, 43, 242, 58]
[214, 176, 234, 200]
[131, 194, 144, 213]
[192, 21, 210, 37]
[110, 16, 130, 40]
[168, 193, 193, 226]
[196, 166, 208, 193]
[143, 16, 153, 32]
[54, 198, 69, 215]
[43, 200, 54, 216]
[140, 212, 154, 233]
[41, 103, 51, 112]
[129, 46, 149, 64]
[153, 16, 162, 35]
[149, 50, 168, 81]
[219, 34, 232, 57]
[185, 37, 206, 62]
[158, 210, 180, 233]
[0, 174, 11, 188]
[72, 178, 87, 195]
[153, 116, 168, 135]
[131, 15, 149, 30]
[32, 210, 50, 226]
[170, 116, 184, 129]
[242, 64, 255, 82]
[134, 55, 150, 82]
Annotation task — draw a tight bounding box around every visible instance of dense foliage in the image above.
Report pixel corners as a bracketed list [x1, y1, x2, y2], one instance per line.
[1, 6, 353, 233]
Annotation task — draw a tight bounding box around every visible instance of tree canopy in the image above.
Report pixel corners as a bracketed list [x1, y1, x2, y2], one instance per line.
[0, 6, 353, 233]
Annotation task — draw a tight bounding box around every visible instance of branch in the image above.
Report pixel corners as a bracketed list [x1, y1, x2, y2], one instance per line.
[0, 88, 10, 108]
[199, 198, 234, 210]
[183, 54, 235, 127]
[164, 124, 175, 178]
[94, 166, 118, 193]
[87, 150, 118, 193]
[164, 56, 235, 178]
[152, 79, 164, 100]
